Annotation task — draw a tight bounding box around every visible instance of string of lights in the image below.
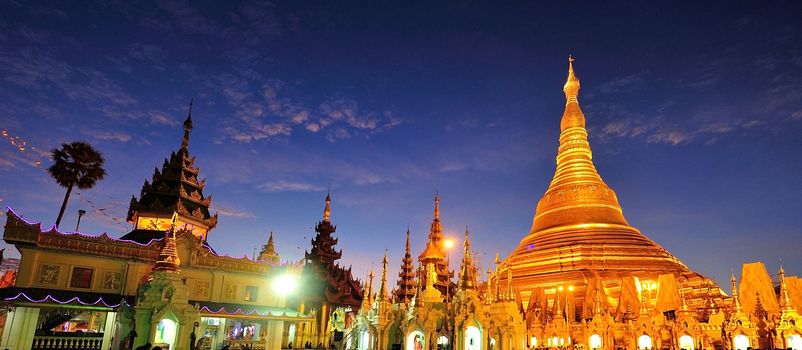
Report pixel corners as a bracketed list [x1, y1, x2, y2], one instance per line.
[3, 291, 129, 308]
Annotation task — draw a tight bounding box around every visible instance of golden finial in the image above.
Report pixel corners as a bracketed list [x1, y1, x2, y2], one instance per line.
[563, 55, 580, 106]
[181, 98, 194, 150]
[323, 192, 331, 222]
[458, 226, 474, 291]
[779, 265, 794, 311]
[731, 269, 742, 312]
[405, 226, 411, 251]
[379, 249, 389, 301]
[433, 191, 440, 220]
[463, 226, 470, 252]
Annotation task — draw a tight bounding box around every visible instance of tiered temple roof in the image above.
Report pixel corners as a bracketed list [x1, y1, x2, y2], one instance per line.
[394, 228, 416, 303]
[457, 227, 477, 291]
[417, 193, 454, 297]
[300, 194, 364, 307]
[258, 231, 281, 265]
[503, 57, 721, 314]
[123, 102, 218, 244]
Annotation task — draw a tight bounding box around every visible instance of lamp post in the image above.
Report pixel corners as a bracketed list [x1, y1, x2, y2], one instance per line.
[75, 209, 86, 231]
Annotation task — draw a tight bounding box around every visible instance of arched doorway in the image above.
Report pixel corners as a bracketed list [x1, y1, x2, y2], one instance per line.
[359, 330, 371, 350]
[530, 337, 537, 347]
[788, 334, 802, 350]
[733, 334, 749, 350]
[407, 330, 425, 350]
[637, 334, 652, 350]
[589, 334, 602, 349]
[155, 318, 178, 350]
[679, 335, 694, 350]
[465, 326, 481, 350]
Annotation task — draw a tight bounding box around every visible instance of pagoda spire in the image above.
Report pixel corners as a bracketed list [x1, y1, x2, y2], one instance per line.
[181, 98, 194, 150]
[258, 231, 280, 264]
[155, 221, 181, 273]
[563, 55, 580, 106]
[528, 56, 629, 234]
[434, 191, 440, 220]
[123, 101, 218, 244]
[378, 249, 389, 301]
[458, 226, 476, 291]
[418, 193, 450, 297]
[592, 283, 603, 316]
[426, 192, 443, 245]
[779, 265, 795, 311]
[323, 192, 331, 222]
[486, 268, 493, 303]
[731, 271, 742, 313]
[368, 265, 375, 304]
[394, 227, 416, 303]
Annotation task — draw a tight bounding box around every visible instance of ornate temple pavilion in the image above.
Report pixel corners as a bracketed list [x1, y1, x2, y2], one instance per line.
[0, 109, 314, 350]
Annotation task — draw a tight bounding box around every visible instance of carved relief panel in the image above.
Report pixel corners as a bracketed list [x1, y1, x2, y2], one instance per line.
[102, 272, 122, 290]
[38, 264, 61, 285]
[224, 284, 238, 300]
[194, 280, 210, 298]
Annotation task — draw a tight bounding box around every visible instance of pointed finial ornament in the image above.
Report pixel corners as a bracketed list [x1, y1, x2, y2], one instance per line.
[486, 268, 493, 303]
[731, 270, 742, 312]
[323, 192, 331, 222]
[564, 55, 580, 105]
[405, 227, 411, 251]
[434, 191, 440, 220]
[379, 249, 389, 301]
[779, 265, 795, 311]
[458, 226, 475, 291]
[181, 98, 194, 150]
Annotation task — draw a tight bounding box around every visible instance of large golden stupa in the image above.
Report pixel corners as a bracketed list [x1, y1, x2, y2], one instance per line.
[504, 57, 719, 315]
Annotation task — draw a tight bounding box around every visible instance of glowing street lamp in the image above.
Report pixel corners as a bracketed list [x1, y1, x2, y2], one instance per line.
[272, 273, 299, 296]
[443, 238, 456, 250]
[442, 237, 457, 300]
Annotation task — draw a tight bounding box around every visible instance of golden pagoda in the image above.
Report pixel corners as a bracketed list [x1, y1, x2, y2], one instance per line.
[503, 57, 718, 314]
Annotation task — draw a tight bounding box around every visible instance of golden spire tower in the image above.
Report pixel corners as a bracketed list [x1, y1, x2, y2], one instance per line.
[418, 192, 451, 297]
[503, 57, 712, 313]
[323, 192, 331, 222]
[779, 266, 794, 311]
[458, 227, 476, 291]
[378, 249, 389, 301]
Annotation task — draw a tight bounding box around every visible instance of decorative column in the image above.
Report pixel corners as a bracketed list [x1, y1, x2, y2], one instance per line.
[101, 311, 118, 350]
[0, 306, 40, 350]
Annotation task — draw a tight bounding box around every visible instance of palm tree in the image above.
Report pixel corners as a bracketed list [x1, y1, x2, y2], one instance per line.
[48, 141, 107, 229]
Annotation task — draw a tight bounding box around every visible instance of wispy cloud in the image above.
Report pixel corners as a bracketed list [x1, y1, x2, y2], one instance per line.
[598, 73, 646, 94]
[214, 206, 256, 219]
[83, 130, 133, 143]
[127, 43, 168, 70]
[216, 73, 403, 143]
[257, 181, 326, 192]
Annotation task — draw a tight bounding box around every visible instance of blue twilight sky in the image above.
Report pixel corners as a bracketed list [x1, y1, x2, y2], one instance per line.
[1, 1, 801, 288]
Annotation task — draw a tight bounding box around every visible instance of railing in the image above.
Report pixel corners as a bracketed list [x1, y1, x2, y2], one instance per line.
[32, 334, 104, 350]
[226, 340, 266, 350]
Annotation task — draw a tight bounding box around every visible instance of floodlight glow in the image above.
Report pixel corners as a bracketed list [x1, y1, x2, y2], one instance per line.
[272, 273, 298, 296]
[443, 238, 456, 250]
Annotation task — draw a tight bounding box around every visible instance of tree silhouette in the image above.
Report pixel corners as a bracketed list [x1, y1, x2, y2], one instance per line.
[48, 141, 107, 229]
